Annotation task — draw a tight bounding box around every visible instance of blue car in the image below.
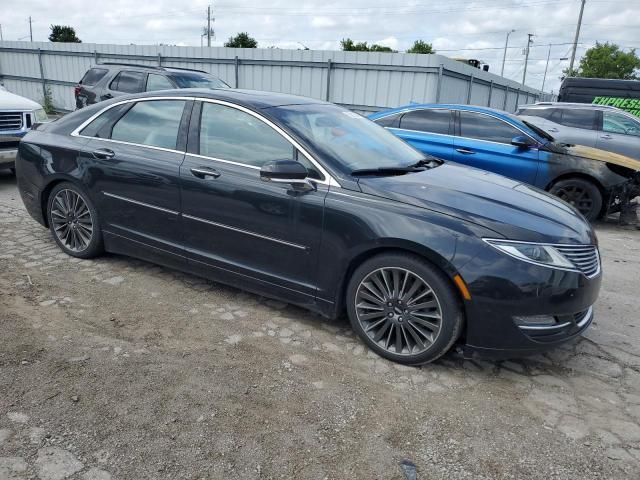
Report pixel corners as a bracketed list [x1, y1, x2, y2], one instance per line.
[369, 104, 640, 220]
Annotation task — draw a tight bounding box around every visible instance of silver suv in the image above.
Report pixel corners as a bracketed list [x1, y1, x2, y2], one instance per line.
[517, 102, 640, 160]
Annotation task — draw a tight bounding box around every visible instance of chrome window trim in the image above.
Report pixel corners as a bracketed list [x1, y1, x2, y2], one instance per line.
[71, 96, 341, 188]
[182, 213, 307, 250]
[103, 191, 179, 215]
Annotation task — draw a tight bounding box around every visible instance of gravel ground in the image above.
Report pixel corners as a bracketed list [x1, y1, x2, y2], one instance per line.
[1, 169, 640, 480]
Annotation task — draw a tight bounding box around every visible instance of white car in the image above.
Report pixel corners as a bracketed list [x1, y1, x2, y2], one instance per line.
[1, 88, 48, 173]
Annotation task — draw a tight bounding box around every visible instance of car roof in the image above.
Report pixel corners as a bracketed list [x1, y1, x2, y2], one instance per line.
[519, 102, 621, 111]
[93, 63, 210, 75]
[369, 103, 513, 118]
[108, 88, 330, 110]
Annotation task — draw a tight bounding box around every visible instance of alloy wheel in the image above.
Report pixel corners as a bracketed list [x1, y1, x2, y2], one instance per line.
[355, 267, 443, 356]
[554, 184, 593, 216]
[50, 189, 94, 252]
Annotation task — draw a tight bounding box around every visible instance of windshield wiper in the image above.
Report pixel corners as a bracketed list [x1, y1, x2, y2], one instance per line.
[351, 166, 424, 177]
[351, 157, 443, 177]
[407, 157, 443, 169]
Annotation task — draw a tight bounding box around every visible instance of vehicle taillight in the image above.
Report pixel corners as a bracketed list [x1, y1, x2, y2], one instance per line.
[74, 85, 81, 97]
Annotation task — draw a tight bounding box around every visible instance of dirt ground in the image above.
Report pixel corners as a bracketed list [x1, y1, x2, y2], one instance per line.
[2, 170, 640, 480]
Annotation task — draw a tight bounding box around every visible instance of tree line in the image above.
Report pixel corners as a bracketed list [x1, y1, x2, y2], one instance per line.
[47, 26, 639, 80]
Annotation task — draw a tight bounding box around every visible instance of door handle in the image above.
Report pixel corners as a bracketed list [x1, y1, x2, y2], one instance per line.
[601, 134, 613, 140]
[548, 128, 559, 133]
[455, 148, 476, 155]
[101, 93, 113, 100]
[190, 167, 221, 179]
[92, 148, 115, 159]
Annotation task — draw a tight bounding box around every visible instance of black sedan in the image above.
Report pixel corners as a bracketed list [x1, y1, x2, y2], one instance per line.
[16, 89, 602, 365]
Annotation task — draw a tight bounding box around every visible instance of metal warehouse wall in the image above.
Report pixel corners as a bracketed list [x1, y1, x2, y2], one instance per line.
[0, 41, 552, 114]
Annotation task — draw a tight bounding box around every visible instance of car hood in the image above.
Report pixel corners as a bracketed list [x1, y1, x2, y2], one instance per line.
[561, 144, 640, 171]
[0, 89, 42, 111]
[357, 162, 596, 245]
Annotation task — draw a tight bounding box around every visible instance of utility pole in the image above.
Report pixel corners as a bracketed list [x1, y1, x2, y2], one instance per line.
[541, 44, 551, 92]
[0, 24, 3, 42]
[28, 16, 33, 42]
[568, 0, 586, 75]
[501, 29, 515, 77]
[522, 33, 534, 86]
[207, 5, 211, 47]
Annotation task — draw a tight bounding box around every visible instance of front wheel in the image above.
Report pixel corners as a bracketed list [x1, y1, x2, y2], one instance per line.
[549, 178, 602, 221]
[47, 182, 103, 258]
[346, 253, 463, 365]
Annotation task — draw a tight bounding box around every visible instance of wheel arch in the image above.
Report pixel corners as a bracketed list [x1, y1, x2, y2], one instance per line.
[332, 240, 465, 320]
[40, 175, 87, 227]
[545, 171, 606, 196]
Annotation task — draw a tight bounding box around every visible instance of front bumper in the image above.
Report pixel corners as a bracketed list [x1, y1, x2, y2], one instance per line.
[458, 243, 602, 359]
[0, 148, 17, 168]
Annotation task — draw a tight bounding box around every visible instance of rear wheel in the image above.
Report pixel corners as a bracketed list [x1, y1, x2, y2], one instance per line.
[549, 178, 602, 221]
[47, 182, 103, 258]
[346, 253, 463, 365]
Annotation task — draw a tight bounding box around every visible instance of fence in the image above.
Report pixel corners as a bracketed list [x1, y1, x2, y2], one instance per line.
[0, 41, 552, 114]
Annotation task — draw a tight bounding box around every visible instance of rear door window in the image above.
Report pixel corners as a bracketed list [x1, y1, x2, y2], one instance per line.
[558, 109, 597, 130]
[602, 111, 640, 137]
[80, 68, 108, 86]
[79, 104, 131, 138]
[459, 111, 522, 144]
[110, 100, 186, 149]
[399, 109, 451, 135]
[109, 71, 146, 94]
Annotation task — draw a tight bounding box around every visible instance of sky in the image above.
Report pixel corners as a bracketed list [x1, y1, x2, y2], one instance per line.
[1, 0, 639, 93]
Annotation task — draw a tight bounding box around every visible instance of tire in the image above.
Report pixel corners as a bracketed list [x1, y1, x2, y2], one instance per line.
[346, 253, 463, 365]
[46, 182, 103, 258]
[549, 178, 602, 221]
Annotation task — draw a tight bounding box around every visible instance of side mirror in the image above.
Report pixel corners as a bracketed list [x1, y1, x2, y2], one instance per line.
[511, 135, 535, 148]
[260, 160, 313, 189]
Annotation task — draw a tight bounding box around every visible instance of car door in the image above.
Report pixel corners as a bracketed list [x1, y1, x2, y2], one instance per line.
[180, 100, 328, 304]
[101, 70, 147, 102]
[453, 110, 539, 184]
[551, 108, 598, 147]
[78, 98, 190, 267]
[391, 108, 455, 160]
[596, 110, 640, 160]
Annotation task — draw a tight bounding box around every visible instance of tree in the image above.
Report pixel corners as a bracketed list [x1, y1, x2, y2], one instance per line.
[49, 25, 81, 43]
[224, 32, 258, 48]
[340, 38, 396, 52]
[565, 42, 640, 80]
[407, 40, 434, 54]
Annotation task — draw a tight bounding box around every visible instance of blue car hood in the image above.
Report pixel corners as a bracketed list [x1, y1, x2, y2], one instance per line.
[357, 162, 596, 245]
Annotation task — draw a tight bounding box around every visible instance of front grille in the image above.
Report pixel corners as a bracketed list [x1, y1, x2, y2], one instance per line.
[555, 245, 600, 278]
[0, 112, 23, 131]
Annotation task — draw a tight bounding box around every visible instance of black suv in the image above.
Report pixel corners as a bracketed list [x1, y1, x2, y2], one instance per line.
[74, 63, 229, 109]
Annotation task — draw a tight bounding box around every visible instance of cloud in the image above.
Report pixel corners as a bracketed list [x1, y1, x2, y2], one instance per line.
[311, 17, 337, 28]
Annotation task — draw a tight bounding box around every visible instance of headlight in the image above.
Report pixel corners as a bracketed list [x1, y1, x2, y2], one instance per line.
[34, 108, 48, 123]
[484, 239, 576, 270]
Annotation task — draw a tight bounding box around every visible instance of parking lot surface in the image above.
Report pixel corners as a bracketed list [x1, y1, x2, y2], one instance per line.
[1, 170, 640, 479]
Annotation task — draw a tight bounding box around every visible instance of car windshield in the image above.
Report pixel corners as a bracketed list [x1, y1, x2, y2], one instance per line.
[170, 72, 229, 89]
[270, 103, 427, 173]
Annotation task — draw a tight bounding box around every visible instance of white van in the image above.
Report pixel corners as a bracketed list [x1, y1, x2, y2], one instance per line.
[0, 87, 48, 173]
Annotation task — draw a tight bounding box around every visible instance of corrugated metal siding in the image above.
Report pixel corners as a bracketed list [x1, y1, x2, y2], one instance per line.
[0, 40, 551, 113]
